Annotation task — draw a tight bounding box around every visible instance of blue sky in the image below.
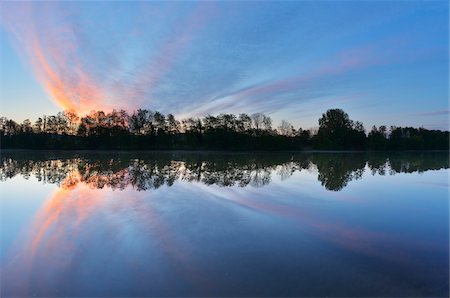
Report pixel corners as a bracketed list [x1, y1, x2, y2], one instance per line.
[0, 1, 448, 130]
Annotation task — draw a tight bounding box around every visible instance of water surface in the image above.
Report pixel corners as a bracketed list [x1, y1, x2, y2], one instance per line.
[1, 151, 448, 296]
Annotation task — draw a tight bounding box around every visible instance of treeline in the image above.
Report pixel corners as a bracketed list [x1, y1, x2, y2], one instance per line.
[0, 108, 448, 150]
[2, 152, 448, 191]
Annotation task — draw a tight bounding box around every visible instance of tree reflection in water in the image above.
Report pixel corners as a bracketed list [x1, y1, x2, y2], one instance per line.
[1, 151, 448, 191]
[1, 151, 449, 297]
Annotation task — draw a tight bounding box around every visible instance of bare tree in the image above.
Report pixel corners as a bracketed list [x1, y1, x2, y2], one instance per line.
[167, 114, 180, 134]
[153, 111, 166, 135]
[33, 118, 43, 133]
[251, 113, 264, 130]
[278, 120, 294, 136]
[262, 115, 272, 131]
[64, 110, 79, 135]
[21, 119, 32, 133]
[238, 113, 252, 132]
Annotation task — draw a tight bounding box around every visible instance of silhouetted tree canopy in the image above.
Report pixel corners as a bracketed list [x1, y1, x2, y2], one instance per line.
[0, 108, 448, 151]
[315, 109, 366, 150]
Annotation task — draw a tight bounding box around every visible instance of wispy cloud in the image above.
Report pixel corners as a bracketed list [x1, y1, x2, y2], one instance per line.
[1, 0, 447, 131]
[1, 2, 215, 114]
[414, 110, 450, 117]
[180, 43, 379, 117]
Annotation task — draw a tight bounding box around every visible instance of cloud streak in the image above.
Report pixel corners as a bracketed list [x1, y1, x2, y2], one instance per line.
[414, 110, 450, 117]
[1, 2, 215, 115]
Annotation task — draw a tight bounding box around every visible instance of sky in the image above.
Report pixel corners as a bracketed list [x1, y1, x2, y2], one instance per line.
[0, 1, 448, 130]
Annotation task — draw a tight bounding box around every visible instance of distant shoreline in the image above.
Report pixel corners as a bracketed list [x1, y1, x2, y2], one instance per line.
[2, 109, 448, 151]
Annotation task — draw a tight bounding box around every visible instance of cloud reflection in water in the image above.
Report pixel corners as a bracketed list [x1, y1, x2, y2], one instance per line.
[1, 152, 448, 296]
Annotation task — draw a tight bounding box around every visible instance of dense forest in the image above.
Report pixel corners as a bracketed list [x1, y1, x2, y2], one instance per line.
[0, 108, 448, 150]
